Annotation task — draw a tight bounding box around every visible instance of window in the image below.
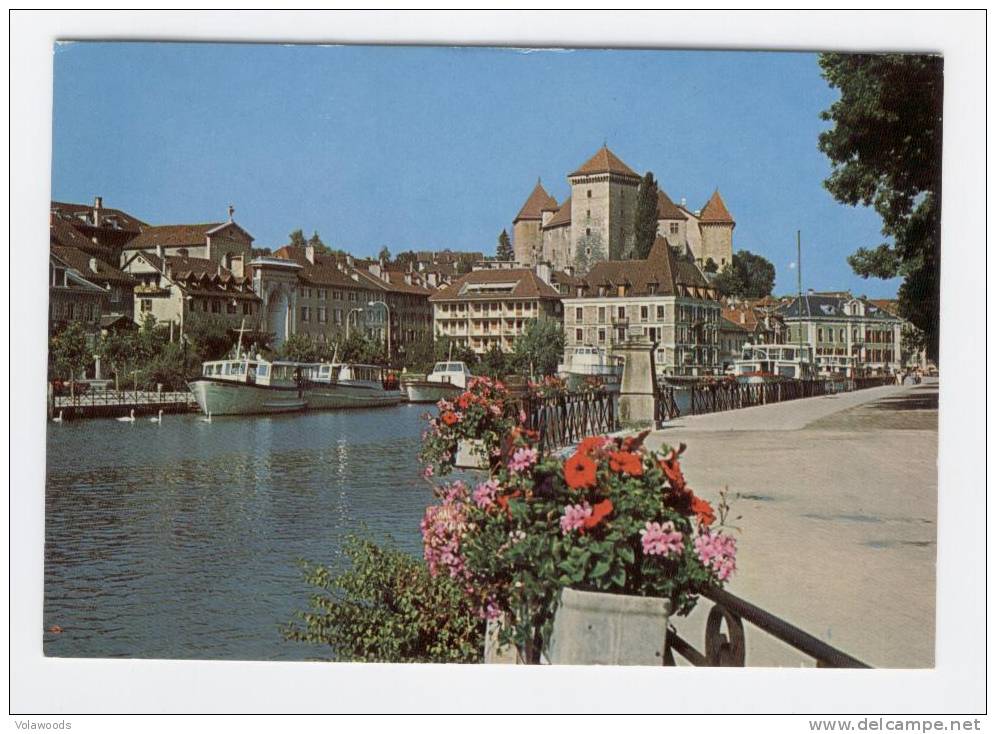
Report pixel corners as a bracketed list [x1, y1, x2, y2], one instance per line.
[318, 307, 327, 323]
[301, 306, 310, 322]
[617, 306, 625, 319]
[669, 222, 679, 235]
[598, 329, 605, 343]
[587, 189, 592, 198]
[227, 301, 237, 314]
[319, 289, 327, 300]
[840, 329, 845, 342]
[575, 306, 583, 321]
[575, 328, 583, 341]
[640, 306, 648, 321]
[617, 327, 626, 341]
[243, 303, 252, 315]
[586, 228, 591, 237]
[598, 307, 606, 323]
[817, 328, 823, 341]
[827, 328, 834, 343]
[586, 209, 591, 220]
[657, 305, 665, 319]
[110, 287, 121, 303]
[140, 299, 152, 313]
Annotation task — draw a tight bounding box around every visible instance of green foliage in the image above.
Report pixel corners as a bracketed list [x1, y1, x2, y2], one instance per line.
[288, 229, 307, 248]
[818, 52, 942, 360]
[395, 250, 419, 269]
[496, 229, 514, 261]
[138, 340, 187, 390]
[478, 343, 511, 380]
[184, 313, 237, 364]
[283, 535, 484, 663]
[398, 335, 437, 374]
[308, 231, 331, 254]
[378, 246, 391, 262]
[97, 330, 137, 391]
[279, 332, 322, 363]
[510, 317, 565, 377]
[340, 330, 386, 365]
[433, 336, 477, 367]
[901, 323, 926, 365]
[632, 171, 660, 259]
[703, 257, 719, 274]
[712, 250, 776, 299]
[49, 321, 91, 388]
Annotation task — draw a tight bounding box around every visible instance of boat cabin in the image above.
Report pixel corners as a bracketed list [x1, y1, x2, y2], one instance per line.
[201, 358, 301, 387]
[427, 362, 471, 389]
[735, 344, 816, 380]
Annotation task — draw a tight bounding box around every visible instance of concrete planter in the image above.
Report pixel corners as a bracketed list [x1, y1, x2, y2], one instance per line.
[483, 617, 520, 664]
[547, 587, 671, 666]
[455, 438, 488, 470]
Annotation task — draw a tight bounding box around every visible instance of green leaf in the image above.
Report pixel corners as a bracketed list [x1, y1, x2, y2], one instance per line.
[592, 560, 612, 578]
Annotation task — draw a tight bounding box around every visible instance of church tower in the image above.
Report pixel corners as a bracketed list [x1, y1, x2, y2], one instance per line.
[697, 189, 735, 269]
[567, 145, 641, 271]
[512, 180, 558, 267]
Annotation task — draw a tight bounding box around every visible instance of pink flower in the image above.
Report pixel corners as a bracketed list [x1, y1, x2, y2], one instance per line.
[508, 447, 538, 473]
[640, 521, 684, 557]
[694, 531, 738, 581]
[422, 465, 434, 479]
[473, 479, 500, 509]
[559, 502, 592, 534]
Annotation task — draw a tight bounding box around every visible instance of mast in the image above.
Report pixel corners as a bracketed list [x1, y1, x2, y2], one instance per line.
[235, 317, 249, 359]
[797, 230, 804, 369]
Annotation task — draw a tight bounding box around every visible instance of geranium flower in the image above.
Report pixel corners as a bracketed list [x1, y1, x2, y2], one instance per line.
[640, 521, 684, 557]
[496, 490, 522, 516]
[659, 457, 687, 492]
[472, 479, 499, 509]
[694, 531, 737, 581]
[691, 495, 716, 527]
[457, 392, 472, 410]
[559, 501, 592, 534]
[582, 498, 614, 529]
[422, 465, 434, 479]
[609, 450, 643, 477]
[508, 447, 538, 473]
[577, 435, 609, 456]
[563, 451, 597, 490]
[441, 411, 459, 427]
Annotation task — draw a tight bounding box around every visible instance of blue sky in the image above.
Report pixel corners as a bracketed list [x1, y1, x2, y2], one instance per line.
[52, 42, 901, 298]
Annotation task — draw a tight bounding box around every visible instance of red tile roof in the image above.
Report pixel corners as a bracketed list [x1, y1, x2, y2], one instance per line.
[124, 223, 225, 250]
[699, 190, 735, 224]
[429, 268, 562, 302]
[544, 197, 572, 228]
[569, 145, 640, 180]
[514, 181, 558, 223]
[579, 236, 715, 300]
[656, 190, 687, 220]
[51, 245, 136, 287]
[51, 200, 147, 231]
[50, 215, 117, 259]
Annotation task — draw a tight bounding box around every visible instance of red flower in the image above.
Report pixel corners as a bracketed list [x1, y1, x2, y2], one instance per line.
[659, 457, 687, 493]
[691, 494, 716, 527]
[564, 451, 597, 490]
[609, 450, 643, 477]
[621, 430, 651, 452]
[496, 490, 522, 516]
[582, 498, 614, 529]
[441, 411, 459, 427]
[456, 392, 472, 410]
[578, 436, 608, 456]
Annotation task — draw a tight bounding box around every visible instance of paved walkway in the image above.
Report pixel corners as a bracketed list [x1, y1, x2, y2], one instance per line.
[647, 380, 938, 668]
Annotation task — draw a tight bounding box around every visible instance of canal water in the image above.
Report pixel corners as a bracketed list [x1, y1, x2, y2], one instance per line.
[44, 405, 435, 661]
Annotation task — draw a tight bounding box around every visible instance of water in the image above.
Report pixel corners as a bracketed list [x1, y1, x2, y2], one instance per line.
[44, 405, 435, 661]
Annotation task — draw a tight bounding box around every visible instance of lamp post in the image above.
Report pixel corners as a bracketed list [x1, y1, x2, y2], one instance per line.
[345, 307, 364, 341]
[368, 300, 391, 360]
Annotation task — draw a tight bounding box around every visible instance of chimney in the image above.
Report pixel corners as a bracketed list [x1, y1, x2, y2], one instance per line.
[305, 245, 315, 265]
[89, 257, 98, 273]
[230, 255, 244, 279]
[740, 312, 745, 325]
[564, 265, 574, 277]
[680, 197, 687, 208]
[346, 255, 354, 267]
[156, 244, 164, 260]
[404, 272, 412, 286]
[536, 262, 552, 285]
[93, 196, 103, 227]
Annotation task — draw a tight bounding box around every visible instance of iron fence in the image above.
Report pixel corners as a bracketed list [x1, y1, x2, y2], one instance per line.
[519, 392, 619, 455]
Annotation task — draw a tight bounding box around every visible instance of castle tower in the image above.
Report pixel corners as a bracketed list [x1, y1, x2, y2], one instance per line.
[697, 189, 735, 269]
[567, 145, 641, 271]
[512, 180, 558, 267]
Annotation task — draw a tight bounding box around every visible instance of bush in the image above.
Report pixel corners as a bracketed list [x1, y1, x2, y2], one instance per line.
[283, 535, 485, 663]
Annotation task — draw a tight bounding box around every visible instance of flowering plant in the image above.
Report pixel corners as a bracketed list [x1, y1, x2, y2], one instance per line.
[420, 428, 739, 662]
[418, 376, 516, 476]
[527, 374, 607, 399]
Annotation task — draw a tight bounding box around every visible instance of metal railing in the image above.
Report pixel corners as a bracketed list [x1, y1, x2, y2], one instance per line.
[52, 389, 197, 408]
[519, 392, 619, 455]
[665, 586, 870, 668]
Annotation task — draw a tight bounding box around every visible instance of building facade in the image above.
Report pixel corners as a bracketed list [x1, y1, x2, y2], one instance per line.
[777, 292, 905, 375]
[429, 269, 563, 354]
[562, 236, 721, 376]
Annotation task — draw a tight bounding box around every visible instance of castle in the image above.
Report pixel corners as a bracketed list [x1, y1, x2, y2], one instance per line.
[512, 145, 735, 274]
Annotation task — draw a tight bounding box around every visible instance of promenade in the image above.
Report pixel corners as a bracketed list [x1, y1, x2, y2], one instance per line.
[647, 380, 938, 668]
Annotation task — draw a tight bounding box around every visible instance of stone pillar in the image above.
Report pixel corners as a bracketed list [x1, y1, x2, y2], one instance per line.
[93, 354, 102, 381]
[613, 332, 658, 428]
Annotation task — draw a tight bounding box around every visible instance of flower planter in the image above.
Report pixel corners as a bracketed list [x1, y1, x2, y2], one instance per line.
[547, 587, 671, 666]
[483, 617, 520, 664]
[455, 438, 489, 470]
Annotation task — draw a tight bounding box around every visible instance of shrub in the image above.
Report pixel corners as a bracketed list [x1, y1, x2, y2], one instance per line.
[283, 535, 485, 663]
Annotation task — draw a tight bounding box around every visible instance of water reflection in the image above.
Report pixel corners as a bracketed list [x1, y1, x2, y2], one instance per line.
[44, 405, 434, 661]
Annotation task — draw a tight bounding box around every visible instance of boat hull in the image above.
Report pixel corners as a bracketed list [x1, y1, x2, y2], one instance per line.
[306, 383, 403, 410]
[188, 380, 307, 416]
[404, 381, 462, 404]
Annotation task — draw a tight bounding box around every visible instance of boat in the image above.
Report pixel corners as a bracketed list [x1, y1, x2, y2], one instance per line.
[557, 346, 623, 393]
[733, 343, 817, 384]
[188, 357, 308, 416]
[404, 361, 472, 403]
[304, 363, 403, 409]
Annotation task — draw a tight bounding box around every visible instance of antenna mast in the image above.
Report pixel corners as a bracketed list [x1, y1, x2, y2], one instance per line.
[797, 230, 804, 365]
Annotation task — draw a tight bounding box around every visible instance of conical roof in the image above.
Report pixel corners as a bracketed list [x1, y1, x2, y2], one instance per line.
[656, 189, 687, 220]
[544, 196, 572, 228]
[569, 145, 640, 179]
[514, 181, 558, 223]
[699, 189, 735, 224]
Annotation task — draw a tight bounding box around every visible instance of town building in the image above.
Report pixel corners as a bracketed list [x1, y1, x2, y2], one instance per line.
[776, 291, 905, 375]
[562, 235, 721, 376]
[512, 145, 736, 273]
[721, 300, 787, 347]
[48, 250, 110, 338]
[51, 197, 146, 257]
[429, 268, 563, 354]
[718, 316, 751, 372]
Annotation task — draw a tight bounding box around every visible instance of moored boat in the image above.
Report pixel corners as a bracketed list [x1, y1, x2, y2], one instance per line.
[304, 363, 403, 409]
[188, 358, 308, 416]
[557, 346, 623, 393]
[733, 343, 817, 384]
[404, 361, 471, 403]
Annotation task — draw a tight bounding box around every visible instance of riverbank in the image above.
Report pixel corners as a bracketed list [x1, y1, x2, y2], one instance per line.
[647, 379, 938, 668]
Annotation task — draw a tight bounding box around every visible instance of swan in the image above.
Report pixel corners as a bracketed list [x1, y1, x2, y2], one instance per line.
[149, 409, 163, 424]
[199, 411, 212, 423]
[116, 409, 136, 423]
[52, 410, 63, 423]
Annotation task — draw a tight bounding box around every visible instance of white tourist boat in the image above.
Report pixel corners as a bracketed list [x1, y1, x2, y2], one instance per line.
[557, 346, 623, 392]
[733, 343, 817, 384]
[189, 358, 308, 416]
[304, 363, 403, 409]
[404, 361, 472, 403]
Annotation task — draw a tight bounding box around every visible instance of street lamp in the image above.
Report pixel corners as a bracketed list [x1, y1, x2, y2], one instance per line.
[345, 307, 364, 340]
[368, 300, 391, 358]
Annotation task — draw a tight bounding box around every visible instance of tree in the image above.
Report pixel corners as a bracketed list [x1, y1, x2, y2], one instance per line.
[340, 330, 386, 365]
[818, 53, 942, 361]
[395, 250, 419, 269]
[49, 321, 91, 397]
[496, 229, 514, 261]
[280, 333, 320, 363]
[712, 250, 776, 299]
[251, 246, 272, 258]
[378, 246, 391, 262]
[184, 313, 236, 366]
[288, 229, 307, 248]
[511, 317, 565, 377]
[632, 171, 660, 259]
[308, 231, 331, 255]
[97, 331, 138, 391]
[433, 336, 477, 368]
[703, 257, 719, 274]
